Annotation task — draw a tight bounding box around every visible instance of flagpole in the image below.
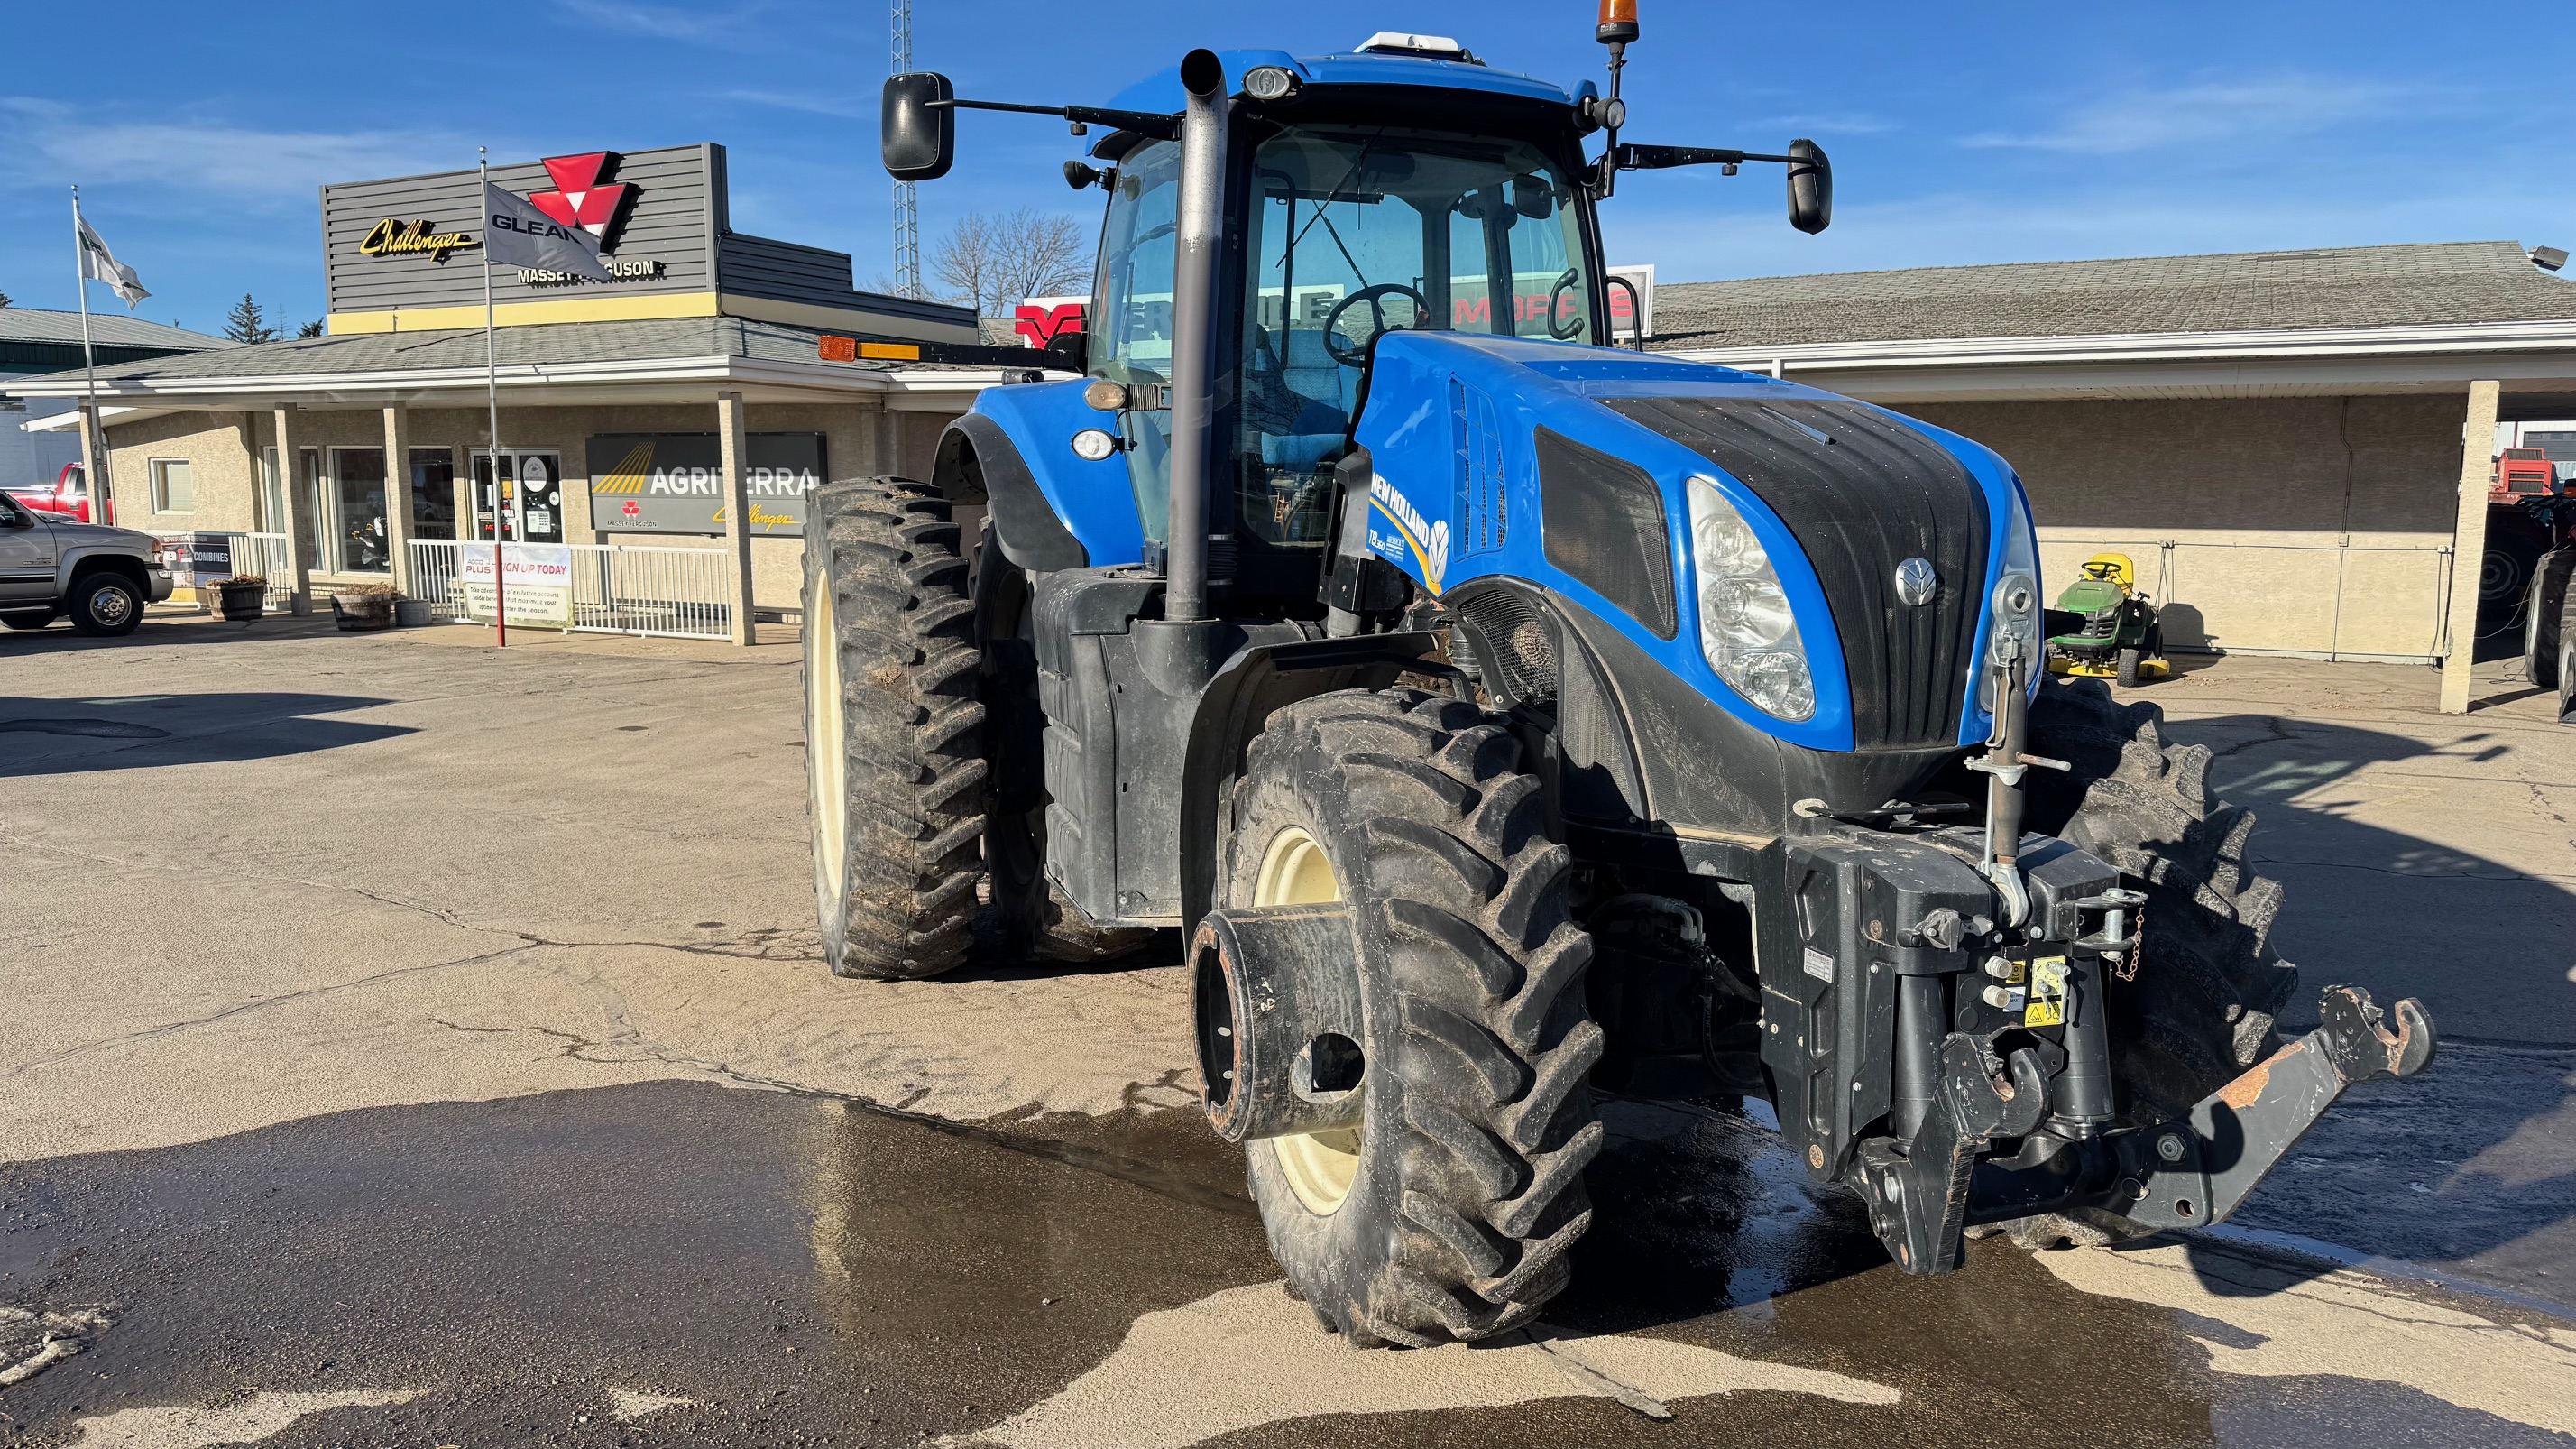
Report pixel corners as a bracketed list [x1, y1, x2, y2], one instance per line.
[69, 186, 108, 521]
[481, 147, 508, 648]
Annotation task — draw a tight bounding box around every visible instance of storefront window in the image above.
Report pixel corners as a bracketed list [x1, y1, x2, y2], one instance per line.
[409, 448, 457, 540]
[331, 448, 391, 574]
[470, 451, 564, 542]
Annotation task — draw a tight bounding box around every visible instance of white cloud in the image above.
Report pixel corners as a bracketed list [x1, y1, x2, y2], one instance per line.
[705, 88, 869, 121]
[553, 0, 768, 43]
[1965, 74, 2424, 155]
[0, 98, 474, 207]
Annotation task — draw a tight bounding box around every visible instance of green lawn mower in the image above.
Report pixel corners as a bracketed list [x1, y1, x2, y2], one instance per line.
[2047, 552, 2169, 686]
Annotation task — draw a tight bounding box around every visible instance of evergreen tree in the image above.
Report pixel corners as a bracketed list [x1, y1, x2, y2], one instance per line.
[296, 319, 326, 339]
[223, 293, 279, 344]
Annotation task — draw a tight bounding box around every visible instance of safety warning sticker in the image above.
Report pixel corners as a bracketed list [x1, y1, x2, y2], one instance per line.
[2025, 955, 2069, 1027]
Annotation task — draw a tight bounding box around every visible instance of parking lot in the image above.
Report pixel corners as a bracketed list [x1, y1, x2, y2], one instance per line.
[3, 618, 2571, 1447]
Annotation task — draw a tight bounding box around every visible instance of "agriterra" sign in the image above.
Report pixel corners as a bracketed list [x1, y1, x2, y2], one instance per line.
[584, 432, 826, 536]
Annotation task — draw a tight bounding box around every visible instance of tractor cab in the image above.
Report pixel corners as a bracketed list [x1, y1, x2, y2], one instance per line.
[1081, 41, 1611, 603]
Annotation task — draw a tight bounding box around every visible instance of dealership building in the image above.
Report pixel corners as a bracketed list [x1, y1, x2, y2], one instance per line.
[10, 143, 993, 636]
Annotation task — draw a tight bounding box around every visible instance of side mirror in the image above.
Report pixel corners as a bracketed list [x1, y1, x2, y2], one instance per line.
[882, 72, 956, 182]
[1787, 138, 1831, 235]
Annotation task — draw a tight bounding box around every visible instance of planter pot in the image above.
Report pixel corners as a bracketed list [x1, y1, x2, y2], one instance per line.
[392, 598, 435, 628]
[212, 582, 265, 622]
[332, 594, 394, 631]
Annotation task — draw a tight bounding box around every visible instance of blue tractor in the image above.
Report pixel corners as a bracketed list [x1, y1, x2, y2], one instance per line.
[805, 11, 2436, 1345]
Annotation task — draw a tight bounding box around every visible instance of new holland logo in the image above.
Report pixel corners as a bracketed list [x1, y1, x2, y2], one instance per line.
[529, 152, 635, 251]
[1366, 474, 1449, 594]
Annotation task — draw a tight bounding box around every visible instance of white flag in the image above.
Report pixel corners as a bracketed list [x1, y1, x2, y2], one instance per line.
[76, 214, 150, 309]
[482, 181, 612, 281]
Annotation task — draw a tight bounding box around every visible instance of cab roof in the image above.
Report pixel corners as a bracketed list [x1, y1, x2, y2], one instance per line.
[1103, 46, 1579, 115]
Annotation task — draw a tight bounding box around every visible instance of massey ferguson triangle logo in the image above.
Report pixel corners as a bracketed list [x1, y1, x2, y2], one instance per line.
[528, 152, 635, 251]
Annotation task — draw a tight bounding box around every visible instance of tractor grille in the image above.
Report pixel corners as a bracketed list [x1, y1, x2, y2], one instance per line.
[1604, 397, 1990, 748]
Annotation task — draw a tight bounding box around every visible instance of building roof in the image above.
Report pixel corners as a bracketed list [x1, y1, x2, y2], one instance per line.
[0, 308, 232, 351]
[1649, 241, 2576, 350]
[59, 316, 923, 383]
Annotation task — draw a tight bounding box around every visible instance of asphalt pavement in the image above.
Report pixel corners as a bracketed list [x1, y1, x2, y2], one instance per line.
[1, 615, 2570, 1447]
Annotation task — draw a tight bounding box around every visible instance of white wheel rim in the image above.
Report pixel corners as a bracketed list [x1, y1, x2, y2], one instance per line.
[807, 571, 847, 906]
[1256, 824, 1362, 1215]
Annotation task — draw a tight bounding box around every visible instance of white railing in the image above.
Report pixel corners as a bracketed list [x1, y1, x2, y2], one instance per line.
[405, 538, 734, 641]
[566, 543, 735, 640]
[238, 533, 293, 609]
[407, 540, 470, 621]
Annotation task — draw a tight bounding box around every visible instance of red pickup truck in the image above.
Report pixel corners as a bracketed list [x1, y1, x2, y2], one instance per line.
[4, 463, 110, 524]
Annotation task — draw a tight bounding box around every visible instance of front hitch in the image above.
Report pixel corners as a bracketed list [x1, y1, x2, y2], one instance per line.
[2103, 984, 2436, 1232]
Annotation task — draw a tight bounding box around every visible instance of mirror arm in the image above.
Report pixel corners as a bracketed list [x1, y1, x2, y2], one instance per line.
[1614, 143, 1806, 172]
[927, 97, 1180, 141]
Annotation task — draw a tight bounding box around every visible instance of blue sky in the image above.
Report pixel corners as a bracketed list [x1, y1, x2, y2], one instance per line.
[2, 0, 2565, 335]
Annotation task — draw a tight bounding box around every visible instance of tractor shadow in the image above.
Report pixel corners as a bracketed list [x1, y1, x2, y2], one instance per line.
[2121, 711, 2572, 1304]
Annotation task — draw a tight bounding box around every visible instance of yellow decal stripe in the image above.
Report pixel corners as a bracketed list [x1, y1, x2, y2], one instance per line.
[1369, 495, 1443, 595]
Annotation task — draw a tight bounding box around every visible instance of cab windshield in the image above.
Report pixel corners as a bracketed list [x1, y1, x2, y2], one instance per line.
[1090, 125, 1592, 548]
[1238, 125, 1591, 544]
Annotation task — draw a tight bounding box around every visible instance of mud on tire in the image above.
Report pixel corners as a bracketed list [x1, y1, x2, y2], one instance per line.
[2024, 677, 2299, 1119]
[802, 479, 986, 979]
[1223, 688, 1602, 1346]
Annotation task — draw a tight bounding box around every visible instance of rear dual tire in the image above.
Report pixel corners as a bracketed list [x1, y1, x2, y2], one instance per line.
[1225, 688, 1602, 1345]
[800, 478, 1150, 978]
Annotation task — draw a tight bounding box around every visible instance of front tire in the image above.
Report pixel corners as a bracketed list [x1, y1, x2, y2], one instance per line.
[2115, 646, 2142, 688]
[1223, 688, 1602, 1346]
[801, 479, 986, 979]
[68, 574, 143, 637]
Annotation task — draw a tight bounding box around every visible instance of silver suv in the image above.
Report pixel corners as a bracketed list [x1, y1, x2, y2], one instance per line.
[0, 489, 171, 636]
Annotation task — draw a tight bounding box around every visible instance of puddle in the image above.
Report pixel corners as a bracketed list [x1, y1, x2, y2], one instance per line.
[0, 1080, 2564, 1448]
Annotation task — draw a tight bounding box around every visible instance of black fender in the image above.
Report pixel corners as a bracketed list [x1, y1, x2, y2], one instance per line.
[1176, 632, 1439, 929]
[936, 414, 1090, 572]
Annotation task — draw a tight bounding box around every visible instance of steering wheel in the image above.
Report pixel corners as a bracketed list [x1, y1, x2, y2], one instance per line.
[1321, 283, 1434, 366]
[1545, 268, 1586, 340]
[2083, 561, 2121, 580]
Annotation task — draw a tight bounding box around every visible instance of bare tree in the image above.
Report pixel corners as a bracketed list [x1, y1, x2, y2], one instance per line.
[930, 208, 1090, 319]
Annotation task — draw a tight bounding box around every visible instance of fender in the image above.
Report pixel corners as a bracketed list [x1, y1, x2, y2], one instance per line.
[1176, 632, 1440, 928]
[953, 380, 1148, 569]
[55, 541, 154, 598]
[937, 415, 1090, 572]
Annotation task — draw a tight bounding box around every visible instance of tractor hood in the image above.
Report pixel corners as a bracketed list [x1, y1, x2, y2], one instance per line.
[1352, 332, 2033, 753]
[2055, 578, 2129, 615]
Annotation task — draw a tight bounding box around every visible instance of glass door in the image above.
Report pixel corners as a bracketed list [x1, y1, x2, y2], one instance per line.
[470, 451, 564, 542]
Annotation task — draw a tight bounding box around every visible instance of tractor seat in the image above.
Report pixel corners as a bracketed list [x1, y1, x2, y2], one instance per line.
[1247, 326, 1357, 473]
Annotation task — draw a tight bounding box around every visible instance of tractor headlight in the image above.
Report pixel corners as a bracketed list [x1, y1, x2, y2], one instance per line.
[1688, 477, 1815, 723]
[1985, 480, 2042, 707]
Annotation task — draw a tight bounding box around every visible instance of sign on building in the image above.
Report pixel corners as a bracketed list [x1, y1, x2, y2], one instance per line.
[1015, 295, 1090, 348]
[584, 432, 826, 537]
[459, 543, 576, 629]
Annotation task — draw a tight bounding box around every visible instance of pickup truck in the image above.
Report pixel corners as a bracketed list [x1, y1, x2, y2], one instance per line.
[0, 488, 170, 635]
[4, 463, 110, 524]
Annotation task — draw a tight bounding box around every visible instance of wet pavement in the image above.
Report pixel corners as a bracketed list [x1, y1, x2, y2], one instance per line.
[2, 622, 2571, 1446]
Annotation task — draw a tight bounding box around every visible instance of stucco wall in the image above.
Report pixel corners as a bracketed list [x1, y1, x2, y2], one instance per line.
[1904, 395, 2465, 659]
[106, 410, 263, 532]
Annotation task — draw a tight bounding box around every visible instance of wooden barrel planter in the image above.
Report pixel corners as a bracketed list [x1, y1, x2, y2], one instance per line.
[211, 578, 266, 622]
[332, 588, 397, 631]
